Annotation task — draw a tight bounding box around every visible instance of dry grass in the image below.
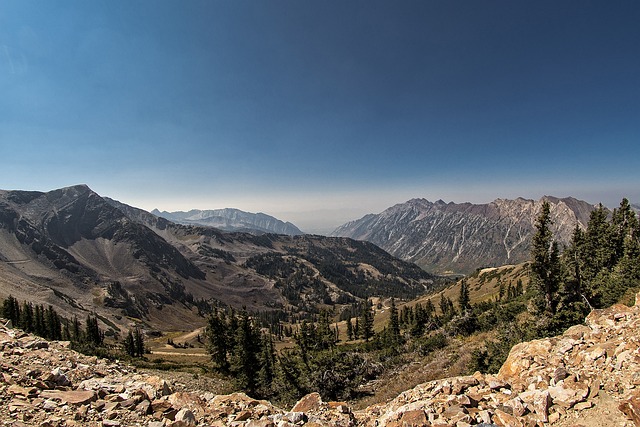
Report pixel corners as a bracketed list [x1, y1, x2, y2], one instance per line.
[352, 332, 490, 409]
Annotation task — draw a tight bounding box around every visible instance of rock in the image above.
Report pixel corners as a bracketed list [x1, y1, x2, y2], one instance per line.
[284, 411, 307, 424]
[40, 390, 97, 405]
[399, 409, 428, 426]
[246, 420, 276, 427]
[174, 408, 196, 426]
[498, 339, 553, 382]
[493, 408, 523, 427]
[291, 392, 323, 412]
[619, 391, 640, 426]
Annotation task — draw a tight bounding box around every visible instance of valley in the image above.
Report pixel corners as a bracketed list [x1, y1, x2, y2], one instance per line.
[1, 185, 639, 426]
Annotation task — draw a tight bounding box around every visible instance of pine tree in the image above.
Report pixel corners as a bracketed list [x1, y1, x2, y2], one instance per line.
[205, 311, 230, 372]
[71, 316, 82, 342]
[124, 330, 135, 357]
[611, 198, 637, 263]
[360, 300, 374, 342]
[45, 305, 62, 340]
[317, 310, 336, 350]
[346, 318, 353, 341]
[530, 201, 562, 314]
[388, 298, 400, 344]
[19, 301, 34, 333]
[439, 293, 454, 317]
[34, 304, 45, 336]
[458, 281, 470, 312]
[2, 296, 20, 325]
[134, 328, 145, 357]
[230, 312, 261, 395]
[85, 315, 103, 346]
[257, 334, 275, 398]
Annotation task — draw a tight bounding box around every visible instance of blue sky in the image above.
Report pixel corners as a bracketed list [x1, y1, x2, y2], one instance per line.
[1, 1, 639, 233]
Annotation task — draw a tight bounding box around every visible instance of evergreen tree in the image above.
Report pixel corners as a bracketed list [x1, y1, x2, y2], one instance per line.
[619, 220, 640, 285]
[360, 300, 374, 342]
[45, 305, 62, 340]
[85, 315, 103, 346]
[346, 318, 354, 341]
[439, 293, 454, 317]
[124, 330, 136, 357]
[316, 310, 336, 350]
[19, 301, 34, 333]
[71, 316, 82, 342]
[530, 201, 562, 314]
[582, 204, 614, 285]
[134, 328, 145, 357]
[257, 334, 275, 398]
[205, 311, 230, 372]
[34, 304, 45, 336]
[230, 312, 262, 395]
[2, 296, 20, 325]
[611, 198, 637, 263]
[458, 281, 470, 312]
[388, 297, 400, 344]
[354, 317, 360, 339]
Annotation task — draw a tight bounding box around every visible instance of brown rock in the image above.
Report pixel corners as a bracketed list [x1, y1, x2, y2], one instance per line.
[40, 389, 97, 405]
[532, 390, 550, 422]
[493, 408, 523, 427]
[498, 339, 552, 382]
[7, 384, 38, 397]
[291, 392, 323, 412]
[135, 399, 151, 415]
[506, 397, 526, 417]
[246, 421, 276, 427]
[399, 409, 428, 426]
[235, 410, 252, 421]
[174, 408, 197, 426]
[456, 395, 478, 407]
[619, 391, 640, 426]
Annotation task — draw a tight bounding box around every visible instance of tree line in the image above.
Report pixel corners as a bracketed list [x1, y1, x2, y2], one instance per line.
[1, 296, 145, 359]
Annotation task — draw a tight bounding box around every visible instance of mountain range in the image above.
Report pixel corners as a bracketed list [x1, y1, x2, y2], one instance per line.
[151, 208, 303, 235]
[331, 196, 597, 274]
[0, 185, 436, 334]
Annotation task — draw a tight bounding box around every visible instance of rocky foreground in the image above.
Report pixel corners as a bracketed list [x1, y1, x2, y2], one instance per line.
[3, 296, 640, 426]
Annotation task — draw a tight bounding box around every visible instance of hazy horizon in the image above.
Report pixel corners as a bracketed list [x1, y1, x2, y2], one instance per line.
[2, 1, 639, 232]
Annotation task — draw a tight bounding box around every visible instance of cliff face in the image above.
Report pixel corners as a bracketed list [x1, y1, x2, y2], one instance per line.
[3, 294, 640, 426]
[332, 197, 595, 274]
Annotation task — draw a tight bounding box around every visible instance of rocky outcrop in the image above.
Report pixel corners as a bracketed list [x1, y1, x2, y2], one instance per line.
[4, 293, 640, 426]
[0, 320, 360, 426]
[332, 197, 595, 274]
[357, 294, 640, 427]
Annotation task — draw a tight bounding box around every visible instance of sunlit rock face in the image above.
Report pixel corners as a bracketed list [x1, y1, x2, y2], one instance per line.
[333, 196, 595, 274]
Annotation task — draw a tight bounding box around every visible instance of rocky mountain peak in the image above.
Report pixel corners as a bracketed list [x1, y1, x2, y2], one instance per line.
[152, 208, 303, 236]
[332, 196, 597, 274]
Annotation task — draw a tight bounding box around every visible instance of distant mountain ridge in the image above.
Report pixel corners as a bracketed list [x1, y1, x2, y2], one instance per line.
[151, 208, 303, 236]
[0, 185, 436, 334]
[332, 196, 597, 274]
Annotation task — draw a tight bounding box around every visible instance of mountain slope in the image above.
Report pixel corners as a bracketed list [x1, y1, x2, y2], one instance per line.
[0, 185, 437, 334]
[2, 294, 639, 426]
[332, 197, 596, 275]
[152, 207, 303, 235]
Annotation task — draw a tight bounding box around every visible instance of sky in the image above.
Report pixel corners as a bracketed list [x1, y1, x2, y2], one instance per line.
[1, 1, 639, 234]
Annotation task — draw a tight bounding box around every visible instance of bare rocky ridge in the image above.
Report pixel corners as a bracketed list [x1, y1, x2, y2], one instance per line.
[150, 208, 303, 236]
[3, 294, 640, 426]
[332, 197, 596, 275]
